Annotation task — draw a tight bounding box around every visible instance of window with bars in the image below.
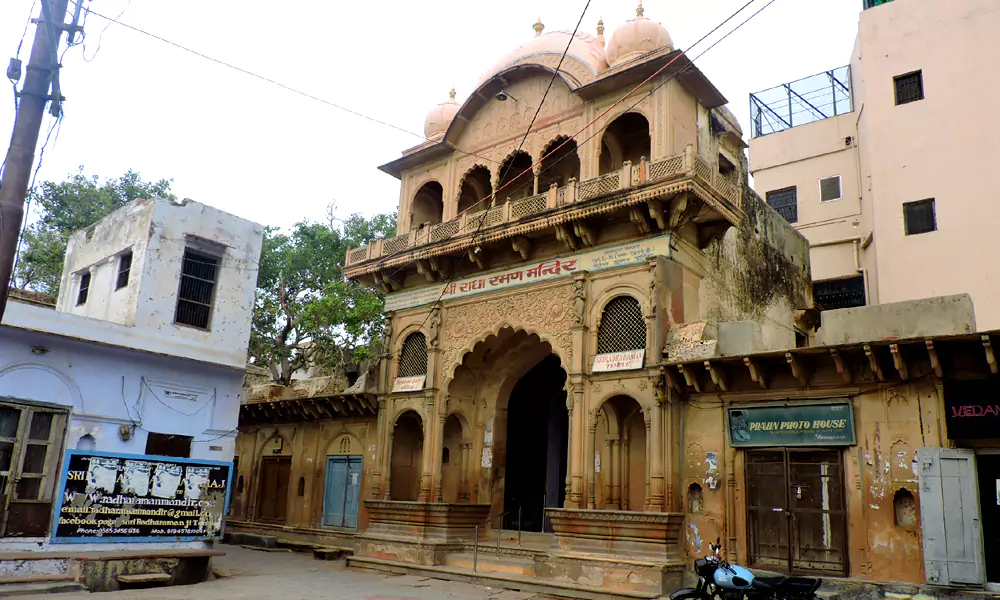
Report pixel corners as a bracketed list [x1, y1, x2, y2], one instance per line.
[766, 187, 798, 223]
[904, 198, 936, 235]
[813, 276, 866, 310]
[398, 332, 428, 377]
[76, 272, 91, 306]
[175, 250, 219, 329]
[596, 296, 647, 354]
[820, 176, 842, 202]
[116, 251, 133, 290]
[894, 71, 923, 105]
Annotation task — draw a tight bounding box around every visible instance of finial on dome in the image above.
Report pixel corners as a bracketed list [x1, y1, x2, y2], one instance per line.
[636, 0, 644, 18]
[449, 88, 456, 100]
[597, 17, 605, 36]
[534, 18, 545, 36]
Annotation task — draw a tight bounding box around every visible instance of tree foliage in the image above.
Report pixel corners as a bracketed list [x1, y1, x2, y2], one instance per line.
[14, 168, 175, 293]
[250, 211, 396, 385]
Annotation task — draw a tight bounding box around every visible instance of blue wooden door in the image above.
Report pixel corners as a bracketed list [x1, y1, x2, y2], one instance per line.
[344, 457, 362, 529]
[323, 456, 362, 529]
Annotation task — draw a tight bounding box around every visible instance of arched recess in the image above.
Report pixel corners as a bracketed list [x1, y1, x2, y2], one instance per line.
[0, 363, 84, 412]
[390, 410, 424, 501]
[255, 431, 292, 523]
[599, 112, 651, 175]
[328, 433, 362, 456]
[596, 294, 648, 356]
[411, 181, 444, 229]
[458, 165, 492, 215]
[441, 413, 469, 503]
[538, 137, 580, 192]
[443, 326, 569, 528]
[496, 151, 534, 203]
[594, 395, 647, 511]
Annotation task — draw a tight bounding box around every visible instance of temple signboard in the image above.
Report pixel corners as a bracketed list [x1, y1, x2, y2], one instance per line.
[384, 234, 671, 311]
[392, 376, 426, 393]
[592, 350, 645, 372]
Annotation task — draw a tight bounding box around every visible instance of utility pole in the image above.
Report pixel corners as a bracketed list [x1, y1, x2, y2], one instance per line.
[0, 0, 72, 320]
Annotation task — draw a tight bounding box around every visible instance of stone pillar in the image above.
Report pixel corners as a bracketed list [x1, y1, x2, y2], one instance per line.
[587, 409, 597, 509]
[643, 408, 652, 508]
[532, 163, 542, 195]
[371, 398, 388, 499]
[602, 438, 613, 507]
[611, 439, 622, 509]
[568, 381, 586, 507]
[433, 412, 447, 502]
[384, 429, 394, 500]
[417, 395, 435, 502]
[648, 402, 665, 511]
[458, 442, 471, 502]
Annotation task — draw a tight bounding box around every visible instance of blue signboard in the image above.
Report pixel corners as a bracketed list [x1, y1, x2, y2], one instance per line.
[727, 402, 856, 447]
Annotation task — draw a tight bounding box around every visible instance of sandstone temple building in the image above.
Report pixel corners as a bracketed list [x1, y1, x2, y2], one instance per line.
[229, 4, 1000, 596]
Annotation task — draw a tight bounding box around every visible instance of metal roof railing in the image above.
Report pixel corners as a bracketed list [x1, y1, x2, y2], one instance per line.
[750, 65, 853, 138]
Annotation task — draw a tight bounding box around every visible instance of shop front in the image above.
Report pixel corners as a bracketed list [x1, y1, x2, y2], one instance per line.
[728, 401, 856, 576]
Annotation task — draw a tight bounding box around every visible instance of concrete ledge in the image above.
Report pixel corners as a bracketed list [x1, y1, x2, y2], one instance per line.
[347, 555, 662, 600]
[818, 295, 975, 345]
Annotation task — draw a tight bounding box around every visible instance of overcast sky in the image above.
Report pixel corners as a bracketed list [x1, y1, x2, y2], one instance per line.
[0, 0, 861, 232]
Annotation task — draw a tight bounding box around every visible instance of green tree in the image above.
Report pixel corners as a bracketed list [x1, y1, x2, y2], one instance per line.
[14, 168, 174, 293]
[250, 212, 396, 385]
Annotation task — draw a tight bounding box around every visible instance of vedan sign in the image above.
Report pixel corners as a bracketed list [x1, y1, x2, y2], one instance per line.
[51, 450, 231, 543]
[392, 375, 426, 393]
[592, 350, 645, 372]
[727, 402, 856, 447]
[385, 234, 671, 311]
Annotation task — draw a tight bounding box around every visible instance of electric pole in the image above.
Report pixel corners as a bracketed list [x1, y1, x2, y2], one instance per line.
[0, 0, 72, 320]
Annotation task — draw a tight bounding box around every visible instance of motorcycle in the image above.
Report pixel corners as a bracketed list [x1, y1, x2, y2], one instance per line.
[669, 538, 822, 600]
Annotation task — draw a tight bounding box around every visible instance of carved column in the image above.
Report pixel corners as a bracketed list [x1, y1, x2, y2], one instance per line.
[532, 163, 542, 195]
[648, 401, 665, 511]
[458, 442, 471, 502]
[568, 380, 586, 507]
[611, 439, 622, 509]
[371, 398, 388, 499]
[418, 395, 435, 502]
[602, 438, 613, 507]
[643, 407, 652, 509]
[587, 409, 597, 509]
[384, 429, 394, 500]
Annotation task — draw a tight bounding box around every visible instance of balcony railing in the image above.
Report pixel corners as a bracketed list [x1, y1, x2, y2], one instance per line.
[345, 146, 742, 269]
[750, 65, 852, 138]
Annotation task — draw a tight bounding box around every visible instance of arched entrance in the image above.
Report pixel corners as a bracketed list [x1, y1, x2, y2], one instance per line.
[390, 411, 423, 501]
[595, 395, 648, 511]
[538, 137, 580, 192]
[411, 181, 443, 228]
[441, 414, 466, 503]
[600, 112, 651, 175]
[503, 354, 568, 532]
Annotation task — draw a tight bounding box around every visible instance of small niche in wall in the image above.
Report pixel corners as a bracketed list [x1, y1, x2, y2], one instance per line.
[442, 447, 450, 464]
[688, 483, 704, 514]
[297, 476, 306, 497]
[237, 475, 244, 493]
[893, 488, 918, 530]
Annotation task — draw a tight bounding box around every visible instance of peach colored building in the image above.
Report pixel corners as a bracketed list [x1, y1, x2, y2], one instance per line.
[748, 0, 1000, 329]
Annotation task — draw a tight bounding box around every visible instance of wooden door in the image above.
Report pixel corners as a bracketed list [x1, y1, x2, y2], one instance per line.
[0, 403, 67, 537]
[257, 457, 291, 523]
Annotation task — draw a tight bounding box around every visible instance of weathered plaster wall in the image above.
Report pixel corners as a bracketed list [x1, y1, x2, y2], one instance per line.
[232, 417, 377, 541]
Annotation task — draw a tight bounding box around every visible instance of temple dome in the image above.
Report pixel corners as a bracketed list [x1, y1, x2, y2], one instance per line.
[424, 89, 460, 139]
[606, 2, 673, 68]
[478, 19, 609, 86]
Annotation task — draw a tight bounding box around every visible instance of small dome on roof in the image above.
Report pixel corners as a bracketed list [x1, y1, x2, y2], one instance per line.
[424, 89, 460, 139]
[606, 1, 673, 68]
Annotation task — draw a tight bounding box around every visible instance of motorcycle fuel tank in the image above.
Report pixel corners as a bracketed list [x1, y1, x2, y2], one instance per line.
[713, 564, 755, 590]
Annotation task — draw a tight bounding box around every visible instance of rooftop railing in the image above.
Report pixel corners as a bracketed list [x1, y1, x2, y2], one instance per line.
[345, 146, 742, 269]
[863, 0, 893, 8]
[750, 65, 852, 138]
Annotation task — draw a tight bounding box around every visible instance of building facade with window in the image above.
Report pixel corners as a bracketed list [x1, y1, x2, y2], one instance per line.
[324, 7, 820, 597]
[748, 0, 1000, 326]
[0, 197, 261, 573]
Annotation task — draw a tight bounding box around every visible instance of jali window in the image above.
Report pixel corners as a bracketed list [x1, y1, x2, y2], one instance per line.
[597, 296, 647, 354]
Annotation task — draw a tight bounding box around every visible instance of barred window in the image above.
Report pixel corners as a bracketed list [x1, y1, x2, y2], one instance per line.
[398, 332, 428, 377]
[766, 187, 797, 223]
[175, 249, 219, 329]
[596, 296, 646, 354]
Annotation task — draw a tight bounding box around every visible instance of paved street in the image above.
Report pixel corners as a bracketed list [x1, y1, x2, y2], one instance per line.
[18, 545, 540, 600]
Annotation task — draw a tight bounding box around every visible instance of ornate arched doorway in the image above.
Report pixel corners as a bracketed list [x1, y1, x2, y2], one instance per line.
[390, 411, 424, 501]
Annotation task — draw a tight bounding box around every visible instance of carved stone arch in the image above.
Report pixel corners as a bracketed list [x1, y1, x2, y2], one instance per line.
[445, 410, 473, 443]
[590, 284, 649, 331]
[440, 320, 571, 393]
[410, 180, 444, 228]
[456, 163, 493, 214]
[598, 109, 653, 175]
[328, 432, 362, 456]
[391, 406, 425, 432]
[0, 362, 85, 412]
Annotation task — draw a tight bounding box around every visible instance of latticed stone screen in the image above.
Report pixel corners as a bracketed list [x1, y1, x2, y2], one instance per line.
[398, 332, 428, 377]
[596, 296, 646, 354]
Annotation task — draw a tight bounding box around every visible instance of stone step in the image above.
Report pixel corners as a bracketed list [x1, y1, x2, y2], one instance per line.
[117, 572, 171, 586]
[348, 555, 661, 600]
[0, 581, 86, 597]
[444, 552, 536, 577]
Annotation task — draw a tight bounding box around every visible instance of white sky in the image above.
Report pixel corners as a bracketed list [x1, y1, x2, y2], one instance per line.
[0, 0, 861, 232]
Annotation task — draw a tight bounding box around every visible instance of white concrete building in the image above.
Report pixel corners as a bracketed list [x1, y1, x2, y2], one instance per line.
[0, 197, 262, 555]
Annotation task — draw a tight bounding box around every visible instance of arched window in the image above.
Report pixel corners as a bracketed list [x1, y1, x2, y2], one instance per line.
[297, 476, 306, 497]
[398, 332, 428, 377]
[458, 165, 492, 214]
[411, 181, 443, 229]
[496, 151, 534, 203]
[597, 296, 647, 354]
[600, 112, 651, 175]
[538, 138, 580, 192]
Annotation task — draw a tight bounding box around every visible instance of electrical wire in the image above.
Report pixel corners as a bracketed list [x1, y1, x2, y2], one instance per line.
[75, 3, 501, 167]
[82, 0, 127, 62]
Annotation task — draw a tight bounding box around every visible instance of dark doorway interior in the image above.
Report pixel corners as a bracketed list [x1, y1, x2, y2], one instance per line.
[503, 354, 568, 532]
[977, 454, 1000, 583]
